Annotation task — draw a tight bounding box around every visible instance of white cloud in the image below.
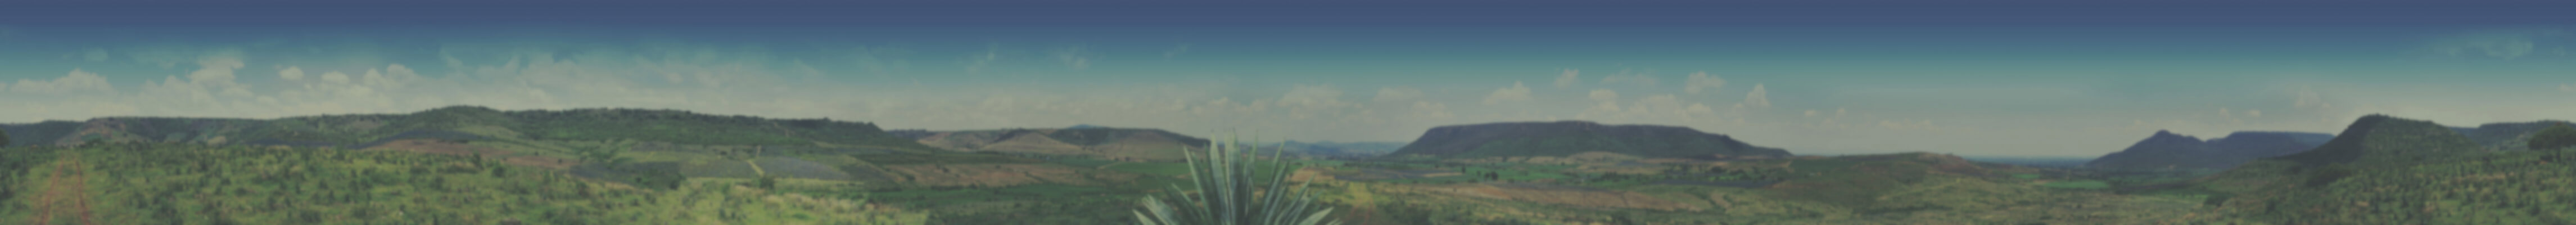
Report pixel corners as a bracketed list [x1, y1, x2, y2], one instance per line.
[1278, 84, 1350, 119]
[1410, 101, 1454, 119]
[1483, 81, 1534, 105]
[2294, 86, 2331, 110]
[1804, 109, 1819, 117]
[1372, 87, 1423, 103]
[320, 71, 351, 84]
[1577, 101, 1621, 119]
[1553, 69, 1580, 88]
[1598, 71, 1660, 87]
[278, 66, 306, 81]
[2247, 109, 2262, 117]
[2561, 83, 2574, 92]
[1588, 89, 1619, 102]
[1051, 45, 1094, 70]
[1684, 71, 1725, 94]
[11, 69, 117, 94]
[1738, 83, 1771, 109]
[2425, 28, 2571, 60]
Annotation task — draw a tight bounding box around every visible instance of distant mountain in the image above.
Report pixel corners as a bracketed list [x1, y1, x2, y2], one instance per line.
[911, 128, 1211, 161]
[2268, 115, 2485, 166]
[2085, 130, 2333, 170]
[0, 106, 1153, 188]
[1278, 140, 1405, 157]
[0, 105, 934, 150]
[1065, 124, 1111, 129]
[2450, 120, 2576, 151]
[0, 120, 83, 148]
[2188, 115, 2576, 224]
[1388, 121, 1791, 160]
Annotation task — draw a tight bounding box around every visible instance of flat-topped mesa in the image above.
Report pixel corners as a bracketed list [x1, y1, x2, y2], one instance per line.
[1389, 120, 1791, 160]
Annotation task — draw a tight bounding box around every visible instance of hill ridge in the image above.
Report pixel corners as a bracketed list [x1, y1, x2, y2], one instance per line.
[1389, 120, 1790, 159]
[2086, 130, 2332, 169]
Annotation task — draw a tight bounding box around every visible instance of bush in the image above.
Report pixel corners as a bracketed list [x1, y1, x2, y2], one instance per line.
[1133, 135, 1341, 225]
[2532, 123, 2576, 151]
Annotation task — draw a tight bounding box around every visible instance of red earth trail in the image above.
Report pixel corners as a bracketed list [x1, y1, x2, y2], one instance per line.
[28, 153, 97, 225]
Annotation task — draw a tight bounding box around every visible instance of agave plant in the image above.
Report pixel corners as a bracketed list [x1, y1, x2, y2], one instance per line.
[1134, 134, 1343, 225]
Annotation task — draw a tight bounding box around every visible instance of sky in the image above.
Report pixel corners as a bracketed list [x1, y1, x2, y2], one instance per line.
[3, 1, 2574, 157]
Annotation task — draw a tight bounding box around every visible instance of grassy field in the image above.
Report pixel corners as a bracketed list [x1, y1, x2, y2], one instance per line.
[2040, 180, 2112, 190]
[0, 143, 924, 224]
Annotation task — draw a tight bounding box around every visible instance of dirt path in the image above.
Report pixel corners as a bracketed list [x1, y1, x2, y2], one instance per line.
[29, 154, 97, 225]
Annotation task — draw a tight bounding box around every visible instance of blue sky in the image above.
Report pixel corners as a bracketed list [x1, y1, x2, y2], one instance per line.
[3, 1, 2574, 156]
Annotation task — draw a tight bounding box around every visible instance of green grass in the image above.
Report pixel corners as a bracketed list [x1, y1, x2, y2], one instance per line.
[1787, 159, 1865, 173]
[2039, 180, 2112, 190]
[1106, 162, 1195, 177]
[860, 152, 1045, 165]
[1050, 158, 1124, 168]
[0, 143, 925, 224]
[2010, 173, 2042, 179]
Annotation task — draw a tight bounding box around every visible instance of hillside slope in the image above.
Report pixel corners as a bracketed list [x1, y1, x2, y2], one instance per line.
[2188, 115, 2576, 224]
[0, 143, 927, 224]
[1389, 121, 1790, 160]
[2086, 130, 2333, 169]
[2451, 120, 2576, 151]
[909, 128, 1210, 161]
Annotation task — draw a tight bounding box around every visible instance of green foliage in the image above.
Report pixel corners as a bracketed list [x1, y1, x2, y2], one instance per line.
[571, 139, 636, 165]
[1135, 136, 1343, 225]
[0, 142, 925, 224]
[2039, 180, 2111, 190]
[1456, 132, 1724, 159]
[1, 128, 11, 147]
[2207, 138, 2576, 224]
[860, 152, 1045, 165]
[756, 176, 779, 190]
[1108, 162, 1199, 177]
[505, 108, 930, 148]
[2531, 123, 2576, 150]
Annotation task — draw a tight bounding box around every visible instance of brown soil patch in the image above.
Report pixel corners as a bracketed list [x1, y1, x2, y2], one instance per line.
[30, 154, 98, 225]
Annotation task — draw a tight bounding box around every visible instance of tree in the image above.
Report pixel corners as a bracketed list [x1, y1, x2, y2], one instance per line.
[757, 175, 780, 190]
[2532, 123, 2576, 151]
[1, 128, 10, 147]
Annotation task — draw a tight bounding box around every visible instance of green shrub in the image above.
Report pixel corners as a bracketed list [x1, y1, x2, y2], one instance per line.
[1133, 135, 1342, 225]
[2531, 123, 2576, 150]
